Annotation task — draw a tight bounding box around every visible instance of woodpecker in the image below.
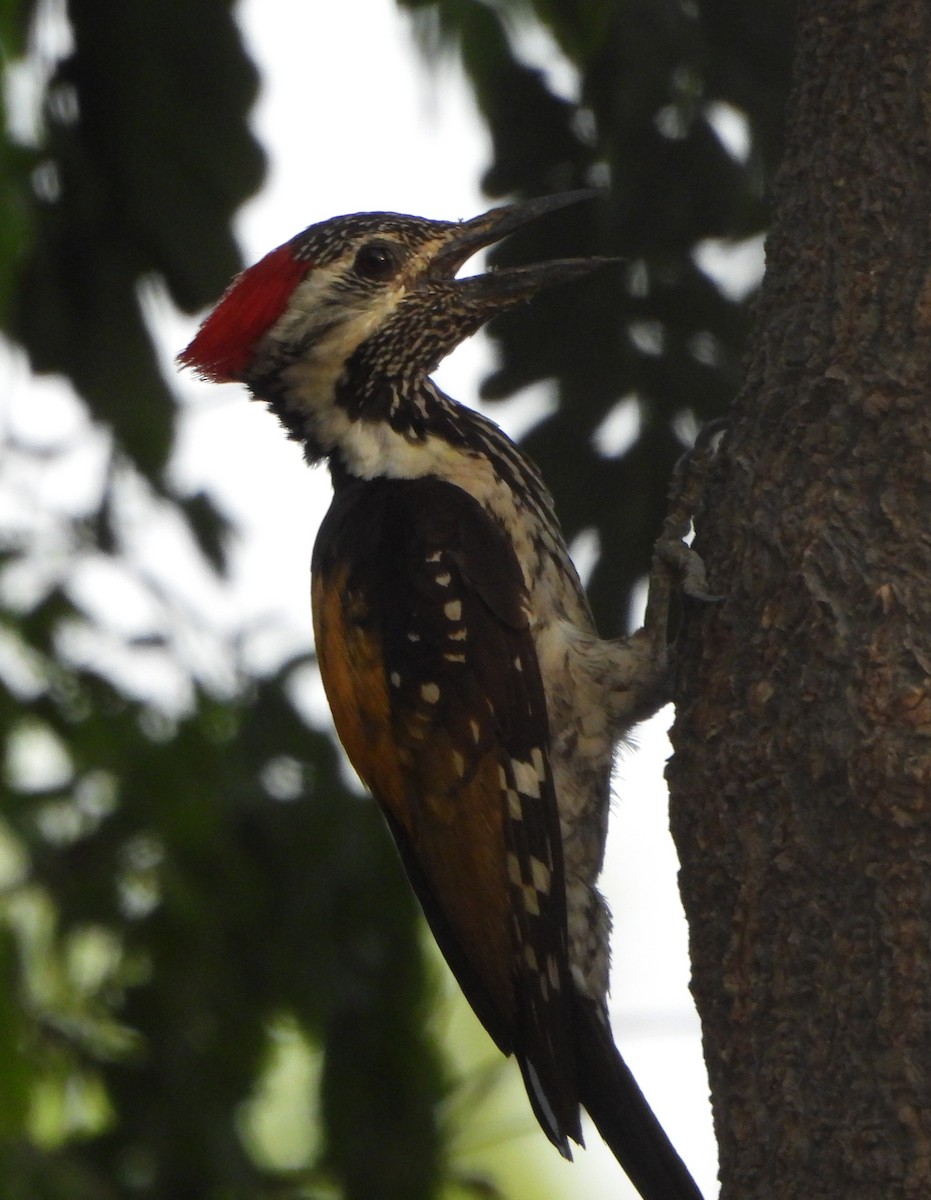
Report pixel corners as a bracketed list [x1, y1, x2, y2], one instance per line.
[180, 192, 703, 1200]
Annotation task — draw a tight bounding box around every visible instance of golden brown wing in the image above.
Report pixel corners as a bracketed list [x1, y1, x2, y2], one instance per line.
[311, 473, 581, 1152]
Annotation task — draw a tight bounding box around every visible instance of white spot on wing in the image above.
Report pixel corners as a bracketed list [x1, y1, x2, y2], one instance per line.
[530, 856, 552, 895]
[511, 756, 543, 800]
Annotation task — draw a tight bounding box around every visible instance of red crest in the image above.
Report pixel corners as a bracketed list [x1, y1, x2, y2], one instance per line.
[178, 243, 313, 383]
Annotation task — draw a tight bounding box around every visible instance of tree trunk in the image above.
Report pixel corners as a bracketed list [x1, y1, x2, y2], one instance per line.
[668, 3, 931, 1197]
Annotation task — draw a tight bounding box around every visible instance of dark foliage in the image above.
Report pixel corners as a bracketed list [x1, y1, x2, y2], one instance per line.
[404, 0, 793, 629]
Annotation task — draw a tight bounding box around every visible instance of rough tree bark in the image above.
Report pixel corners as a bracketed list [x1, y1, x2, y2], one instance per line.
[668, 3, 931, 1198]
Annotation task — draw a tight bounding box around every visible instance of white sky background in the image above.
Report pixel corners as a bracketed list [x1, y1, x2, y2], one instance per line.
[6, 0, 726, 1194]
[176, 2, 719, 1196]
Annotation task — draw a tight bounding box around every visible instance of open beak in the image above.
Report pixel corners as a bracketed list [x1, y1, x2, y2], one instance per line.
[430, 189, 617, 303]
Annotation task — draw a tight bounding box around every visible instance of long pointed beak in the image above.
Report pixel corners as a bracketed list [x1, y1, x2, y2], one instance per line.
[430, 190, 617, 304]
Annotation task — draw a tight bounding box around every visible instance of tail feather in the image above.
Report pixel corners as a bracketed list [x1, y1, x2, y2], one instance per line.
[573, 995, 705, 1200]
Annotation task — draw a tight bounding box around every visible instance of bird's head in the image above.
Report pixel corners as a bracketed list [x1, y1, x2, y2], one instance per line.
[179, 191, 609, 456]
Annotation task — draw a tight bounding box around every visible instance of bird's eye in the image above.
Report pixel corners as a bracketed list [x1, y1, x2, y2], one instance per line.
[354, 242, 402, 281]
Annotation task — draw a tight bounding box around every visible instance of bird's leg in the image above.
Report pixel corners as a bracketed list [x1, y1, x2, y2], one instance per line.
[592, 421, 726, 735]
[662, 418, 727, 600]
[641, 418, 727, 666]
